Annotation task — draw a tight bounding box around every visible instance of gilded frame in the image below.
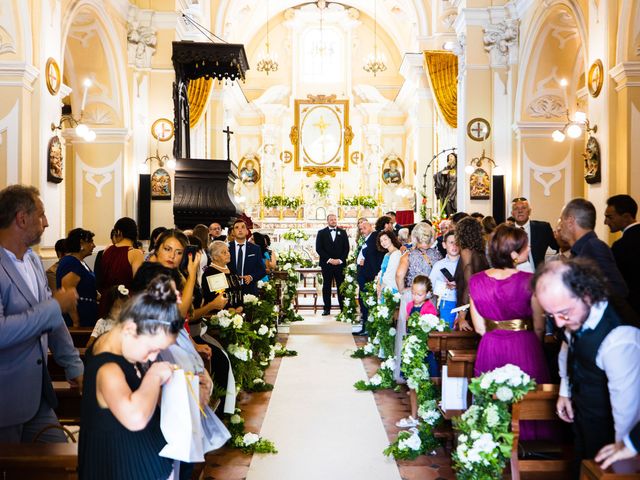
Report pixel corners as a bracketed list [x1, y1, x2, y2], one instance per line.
[290, 95, 352, 177]
[588, 59, 604, 98]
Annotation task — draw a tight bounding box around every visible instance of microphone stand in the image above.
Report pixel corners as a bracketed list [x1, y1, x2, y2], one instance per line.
[422, 147, 457, 201]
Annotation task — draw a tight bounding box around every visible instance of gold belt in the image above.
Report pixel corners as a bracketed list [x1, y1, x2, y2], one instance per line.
[485, 318, 532, 332]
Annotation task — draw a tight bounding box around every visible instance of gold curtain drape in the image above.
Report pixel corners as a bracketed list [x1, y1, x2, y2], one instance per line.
[423, 51, 458, 128]
[187, 77, 213, 128]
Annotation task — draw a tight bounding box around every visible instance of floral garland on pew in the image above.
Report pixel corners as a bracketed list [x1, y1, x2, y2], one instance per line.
[277, 262, 305, 323]
[452, 364, 536, 479]
[384, 312, 447, 460]
[350, 281, 379, 358]
[337, 235, 365, 324]
[227, 409, 278, 454]
[353, 289, 401, 390]
[256, 279, 298, 358]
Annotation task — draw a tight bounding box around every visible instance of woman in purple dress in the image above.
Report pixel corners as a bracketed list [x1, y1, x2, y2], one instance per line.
[469, 224, 548, 380]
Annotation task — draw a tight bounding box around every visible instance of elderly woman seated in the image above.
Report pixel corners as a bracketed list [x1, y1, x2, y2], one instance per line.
[201, 240, 244, 312]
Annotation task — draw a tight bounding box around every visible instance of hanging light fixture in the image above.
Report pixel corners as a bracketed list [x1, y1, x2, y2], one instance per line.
[363, 0, 387, 76]
[51, 78, 96, 142]
[256, 0, 278, 75]
[551, 78, 597, 142]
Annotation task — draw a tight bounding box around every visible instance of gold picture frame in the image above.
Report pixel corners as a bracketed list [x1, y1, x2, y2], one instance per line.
[151, 118, 175, 142]
[238, 154, 261, 185]
[381, 154, 404, 185]
[45, 58, 61, 95]
[290, 95, 352, 177]
[588, 59, 604, 98]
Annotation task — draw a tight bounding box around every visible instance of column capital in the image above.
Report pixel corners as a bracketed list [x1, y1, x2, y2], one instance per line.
[609, 62, 640, 91]
[0, 62, 39, 92]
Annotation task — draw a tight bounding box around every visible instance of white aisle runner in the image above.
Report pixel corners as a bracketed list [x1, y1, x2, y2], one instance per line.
[246, 319, 402, 480]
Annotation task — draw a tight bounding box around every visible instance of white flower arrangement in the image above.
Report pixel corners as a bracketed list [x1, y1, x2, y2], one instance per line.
[242, 432, 260, 446]
[230, 414, 243, 424]
[232, 314, 244, 329]
[368, 374, 382, 386]
[397, 430, 422, 451]
[345, 275, 354, 283]
[257, 324, 269, 336]
[243, 294, 259, 305]
[282, 228, 310, 242]
[389, 327, 396, 337]
[228, 344, 251, 361]
[253, 378, 265, 385]
[363, 342, 375, 354]
[377, 305, 389, 318]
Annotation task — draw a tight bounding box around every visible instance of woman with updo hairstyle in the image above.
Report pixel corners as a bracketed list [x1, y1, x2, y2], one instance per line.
[57, 228, 98, 327]
[453, 216, 490, 331]
[97, 217, 144, 319]
[202, 240, 242, 310]
[468, 224, 549, 439]
[79, 275, 180, 480]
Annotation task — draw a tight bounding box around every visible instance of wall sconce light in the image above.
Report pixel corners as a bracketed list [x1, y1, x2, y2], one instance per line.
[51, 79, 96, 141]
[139, 147, 176, 175]
[551, 78, 597, 142]
[464, 149, 496, 174]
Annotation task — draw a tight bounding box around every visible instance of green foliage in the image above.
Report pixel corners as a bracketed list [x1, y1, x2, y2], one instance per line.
[339, 195, 378, 209]
[314, 179, 330, 197]
[262, 195, 303, 209]
[226, 410, 278, 455]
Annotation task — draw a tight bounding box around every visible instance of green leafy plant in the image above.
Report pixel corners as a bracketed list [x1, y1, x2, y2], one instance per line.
[282, 228, 310, 241]
[339, 195, 378, 209]
[314, 179, 330, 197]
[227, 410, 278, 454]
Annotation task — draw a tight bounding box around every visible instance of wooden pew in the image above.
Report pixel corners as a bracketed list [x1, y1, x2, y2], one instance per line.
[428, 331, 480, 367]
[68, 327, 93, 348]
[0, 442, 77, 479]
[49, 349, 86, 381]
[580, 458, 640, 479]
[53, 381, 82, 425]
[510, 384, 572, 480]
[446, 349, 476, 378]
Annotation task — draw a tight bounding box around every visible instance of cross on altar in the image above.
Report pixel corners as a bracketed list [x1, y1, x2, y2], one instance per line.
[223, 125, 234, 161]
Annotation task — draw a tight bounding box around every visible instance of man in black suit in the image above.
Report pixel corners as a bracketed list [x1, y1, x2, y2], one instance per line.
[605, 194, 640, 314]
[228, 220, 265, 296]
[315, 214, 350, 315]
[355, 218, 387, 334]
[209, 222, 227, 242]
[511, 197, 558, 270]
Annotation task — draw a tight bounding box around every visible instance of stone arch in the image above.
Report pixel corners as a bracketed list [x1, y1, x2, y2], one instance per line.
[615, 0, 640, 63]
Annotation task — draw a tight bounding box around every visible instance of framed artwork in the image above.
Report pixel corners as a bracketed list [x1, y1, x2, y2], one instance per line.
[467, 117, 491, 142]
[45, 58, 61, 95]
[238, 155, 260, 185]
[290, 94, 353, 177]
[588, 60, 603, 98]
[583, 136, 601, 184]
[151, 168, 171, 200]
[47, 135, 63, 183]
[381, 154, 404, 184]
[151, 118, 175, 142]
[469, 167, 490, 199]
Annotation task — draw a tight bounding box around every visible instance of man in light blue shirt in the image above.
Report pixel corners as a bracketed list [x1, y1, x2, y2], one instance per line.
[429, 230, 459, 328]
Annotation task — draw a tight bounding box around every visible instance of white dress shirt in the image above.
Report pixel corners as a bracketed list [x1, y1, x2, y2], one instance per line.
[558, 301, 640, 441]
[515, 221, 535, 273]
[4, 247, 40, 300]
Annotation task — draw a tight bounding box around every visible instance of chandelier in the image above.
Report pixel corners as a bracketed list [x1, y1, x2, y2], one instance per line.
[551, 79, 597, 142]
[363, 0, 387, 76]
[256, 0, 278, 75]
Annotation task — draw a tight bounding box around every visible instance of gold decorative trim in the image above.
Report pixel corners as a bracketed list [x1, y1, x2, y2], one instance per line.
[187, 77, 213, 127]
[304, 167, 338, 177]
[45, 58, 61, 95]
[281, 150, 293, 163]
[350, 151, 362, 164]
[344, 125, 354, 146]
[307, 94, 337, 103]
[588, 59, 604, 98]
[289, 126, 299, 146]
[151, 118, 175, 142]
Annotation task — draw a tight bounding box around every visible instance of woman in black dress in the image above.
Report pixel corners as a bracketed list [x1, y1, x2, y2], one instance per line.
[201, 240, 243, 310]
[79, 275, 182, 480]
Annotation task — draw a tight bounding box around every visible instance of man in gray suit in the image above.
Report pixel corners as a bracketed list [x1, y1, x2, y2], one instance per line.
[0, 185, 83, 442]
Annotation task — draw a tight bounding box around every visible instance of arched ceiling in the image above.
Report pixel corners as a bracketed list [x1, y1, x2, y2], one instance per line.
[214, 0, 431, 55]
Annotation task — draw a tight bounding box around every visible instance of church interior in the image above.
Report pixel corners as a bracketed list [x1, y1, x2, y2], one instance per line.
[1, 0, 640, 479]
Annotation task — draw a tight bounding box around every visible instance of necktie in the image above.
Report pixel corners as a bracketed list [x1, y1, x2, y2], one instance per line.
[567, 327, 584, 392]
[237, 244, 244, 277]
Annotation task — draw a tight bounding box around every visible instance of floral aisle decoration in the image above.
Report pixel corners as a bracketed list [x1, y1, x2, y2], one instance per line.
[354, 357, 397, 391]
[282, 228, 310, 242]
[336, 237, 364, 324]
[339, 195, 378, 209]
[276, 249, 313, 268]
[313, 179, 330, 197]
[384, 312, 448, 460]
[452, 364, 536, 479]
[227, 409, 278, 454]
[350, 282, 378, 358]
[262, 195, 303, 210]
[367, 289, 401, 359]
[276, 260, 304, 323]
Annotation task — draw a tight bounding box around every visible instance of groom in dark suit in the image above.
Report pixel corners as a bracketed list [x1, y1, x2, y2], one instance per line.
[315, 214, 350, 315]
[228, 219, 266, 296]
[512, 197, 558, 269]
[605, 194, 640, 314]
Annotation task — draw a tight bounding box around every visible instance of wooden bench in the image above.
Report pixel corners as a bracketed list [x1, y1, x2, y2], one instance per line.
[580, 458, 640, 479]
[510, 384, 572, 480]
[53, 381, 82, 425]
[428, 331, 480, 367]
[446, 349, 476, 378]
[68, 327, 93, 348]
[0, 442, 78, 479]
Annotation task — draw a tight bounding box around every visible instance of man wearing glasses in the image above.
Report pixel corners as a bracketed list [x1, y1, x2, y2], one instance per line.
[533, 258, 640, 476]
[511, 197, 558, 271]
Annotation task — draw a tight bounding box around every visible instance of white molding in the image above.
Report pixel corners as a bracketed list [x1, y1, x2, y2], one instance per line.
[0, 101, 19, 184]
[62, 128, 132, 144]
[523, 151, 571, 199]
[0, 62, 39, 91]
[74, 153, 123, 228]
[609, 62, 640, 91]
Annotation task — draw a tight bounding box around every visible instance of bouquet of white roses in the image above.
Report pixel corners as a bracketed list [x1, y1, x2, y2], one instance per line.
[282, 228, 310, 242]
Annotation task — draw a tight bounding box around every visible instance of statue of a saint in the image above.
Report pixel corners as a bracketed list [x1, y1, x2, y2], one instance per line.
[382, 159, 403, 184]
[433, 152, 457, 216]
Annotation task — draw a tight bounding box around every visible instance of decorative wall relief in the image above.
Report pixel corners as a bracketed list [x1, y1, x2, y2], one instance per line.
[483, 18, 519, 66]
[527, 95, 566, 118]
[126, 7, 157, 69]
[0, 31, 16, 55]
[151, 168, 172, 199]
[47, 136, 63, 183]
[583, 136, 601, 184]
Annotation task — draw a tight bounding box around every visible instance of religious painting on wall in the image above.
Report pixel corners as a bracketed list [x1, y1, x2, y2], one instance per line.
[382, 154, 404, 184]
[47, 135, 63, 184]
[583, 136, 601, 184]
[290, 95, 353, 177]
[469, 167, 490, 199]
[151, 168, 171, 200]
[239, 155, 261, 185]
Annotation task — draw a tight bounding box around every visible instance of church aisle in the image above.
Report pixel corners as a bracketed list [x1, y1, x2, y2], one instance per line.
[246, 317, 402, 480]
